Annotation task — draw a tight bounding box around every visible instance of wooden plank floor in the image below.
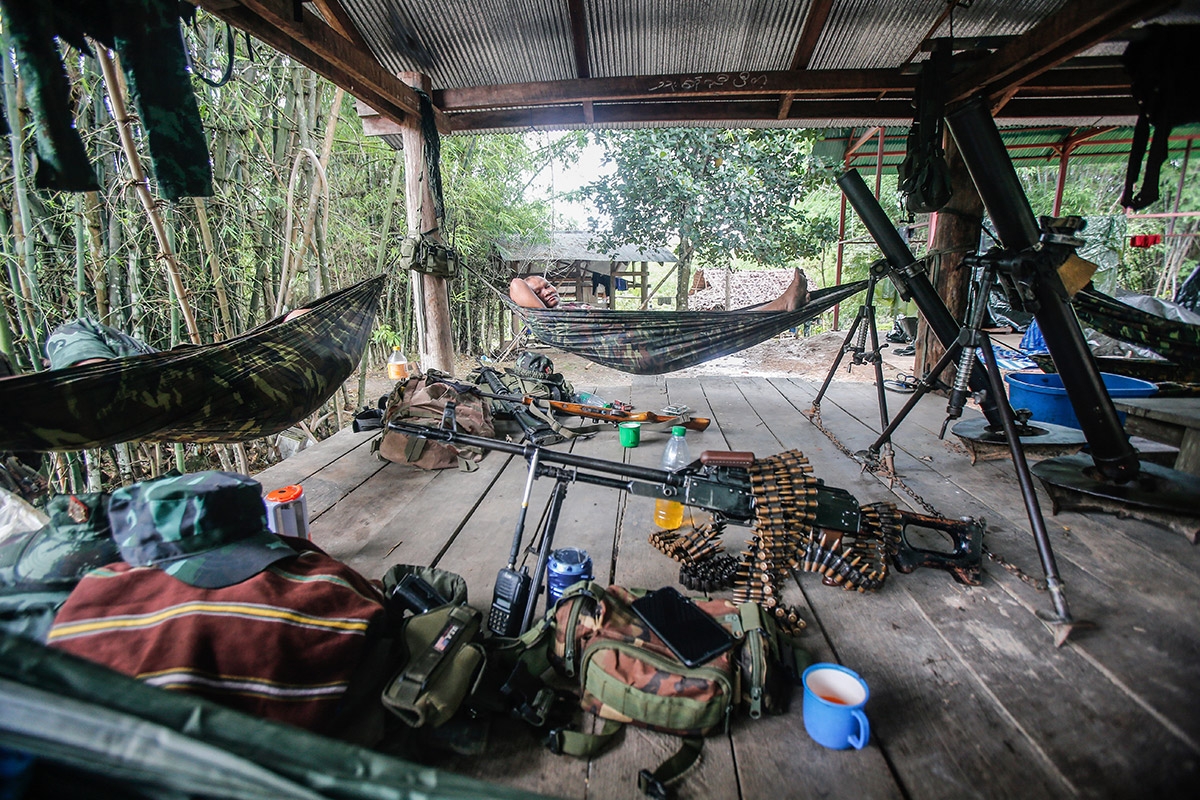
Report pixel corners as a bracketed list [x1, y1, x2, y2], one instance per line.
[255, 376, 1200, 800]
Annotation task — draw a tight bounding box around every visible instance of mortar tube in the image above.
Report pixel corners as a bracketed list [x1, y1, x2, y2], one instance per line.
[837, 169, 1003, 428]
[945, 96, 1140, 483]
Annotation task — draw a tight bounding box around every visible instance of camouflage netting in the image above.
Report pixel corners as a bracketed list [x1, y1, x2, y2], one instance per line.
[0, 275, 383, 452]
[513, 281, 868, 375]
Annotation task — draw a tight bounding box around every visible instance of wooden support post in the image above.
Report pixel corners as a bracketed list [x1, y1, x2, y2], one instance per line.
[400, 73, 455, 374]
[914, 131, 984, 386]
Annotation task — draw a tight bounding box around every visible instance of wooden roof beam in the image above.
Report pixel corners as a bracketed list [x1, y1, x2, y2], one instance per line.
[566, 0, 591, 79]
[427, 95, 1133, 134]
[437, 69, 914, 112]
[947, 0, 1177, 104]
[779, 0, 835, 118]
[192, 0, 448, 133]
[308, 0, 372, 52]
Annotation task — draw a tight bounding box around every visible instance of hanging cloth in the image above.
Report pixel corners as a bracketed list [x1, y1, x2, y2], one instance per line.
[0, 0, 213, 199]
[511, 281, 868, 374]
[0, 276, 383, 452]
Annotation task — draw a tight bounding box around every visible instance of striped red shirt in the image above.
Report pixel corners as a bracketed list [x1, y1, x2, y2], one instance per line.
[47, 539, 388, 734]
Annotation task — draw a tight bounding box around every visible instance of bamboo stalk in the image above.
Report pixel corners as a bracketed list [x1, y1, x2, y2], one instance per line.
[74, 196, 87, 317]
[194, 197, 235, 339]
[94, 45, 201, 344]
[2, 37, 46, 366]
[277, 147, 325, 314]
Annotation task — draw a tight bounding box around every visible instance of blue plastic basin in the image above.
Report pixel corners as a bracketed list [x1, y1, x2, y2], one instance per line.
[1004, 371, 1157, 430]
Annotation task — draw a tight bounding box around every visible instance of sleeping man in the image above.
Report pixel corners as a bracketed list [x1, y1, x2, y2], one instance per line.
[509, 268, 810, 312]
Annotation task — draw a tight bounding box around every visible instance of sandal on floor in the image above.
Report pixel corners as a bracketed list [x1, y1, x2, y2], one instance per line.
[883, 375, 918, 394]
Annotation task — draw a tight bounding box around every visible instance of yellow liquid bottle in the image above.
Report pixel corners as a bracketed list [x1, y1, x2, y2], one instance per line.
[654, 498, 685, 530]
[654, 426, 690, 529]
[387, 347, 409, 381]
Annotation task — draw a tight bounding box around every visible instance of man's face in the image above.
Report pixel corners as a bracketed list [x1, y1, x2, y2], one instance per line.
[530, 277, 560, 308]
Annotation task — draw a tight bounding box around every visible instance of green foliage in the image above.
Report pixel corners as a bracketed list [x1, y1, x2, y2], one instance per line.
[0, 15, 556, 370]
[575, 128, 833, 268]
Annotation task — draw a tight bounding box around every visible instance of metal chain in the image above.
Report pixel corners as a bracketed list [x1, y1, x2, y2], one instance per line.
[804, 405, 1048, 591]
[982, 547, 1046, 591]
[804, 405, 943, 518]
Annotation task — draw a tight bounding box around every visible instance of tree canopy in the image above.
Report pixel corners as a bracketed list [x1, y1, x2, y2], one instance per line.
[575, 128, 837, 307]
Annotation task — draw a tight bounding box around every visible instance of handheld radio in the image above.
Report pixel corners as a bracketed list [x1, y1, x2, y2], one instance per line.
[489, 450, 540, 636]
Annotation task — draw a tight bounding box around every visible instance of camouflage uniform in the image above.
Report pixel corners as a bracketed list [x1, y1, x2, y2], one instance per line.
[44, 319, 158, 370]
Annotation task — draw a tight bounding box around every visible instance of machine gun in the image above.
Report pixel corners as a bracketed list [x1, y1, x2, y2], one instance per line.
[387, 419, 983, 636]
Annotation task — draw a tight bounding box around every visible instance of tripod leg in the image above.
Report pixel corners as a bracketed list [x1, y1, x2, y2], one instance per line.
[978, 336, 1082, 645]
[810, 308, 863, 411]
[867, 342, 960, 457]
[520, 477, 570, 634]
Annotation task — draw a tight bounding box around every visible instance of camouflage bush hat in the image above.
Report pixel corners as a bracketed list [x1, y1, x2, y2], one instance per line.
[109, 471, 296, 589]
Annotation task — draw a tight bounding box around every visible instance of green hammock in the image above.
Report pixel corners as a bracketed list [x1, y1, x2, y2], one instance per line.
[512, 281, 868, 374]
[0, 275, 383, 453]
[1073, 286, 1200, 365]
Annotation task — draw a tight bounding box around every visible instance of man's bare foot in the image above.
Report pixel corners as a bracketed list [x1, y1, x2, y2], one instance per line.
[759, 268, 809, 312]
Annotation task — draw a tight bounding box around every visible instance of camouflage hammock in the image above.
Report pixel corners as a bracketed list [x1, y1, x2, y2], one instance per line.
[511, 281, 868, 374]
[1073, 286, 1200, 365]
[0, 275, 383, 452]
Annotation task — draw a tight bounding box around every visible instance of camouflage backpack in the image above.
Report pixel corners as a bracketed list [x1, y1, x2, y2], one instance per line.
[502, 582, 798, 798]
[375, 370, 495, 471]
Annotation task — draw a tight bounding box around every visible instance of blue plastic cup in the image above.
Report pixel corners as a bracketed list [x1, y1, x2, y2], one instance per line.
[802, 663, 870, 750]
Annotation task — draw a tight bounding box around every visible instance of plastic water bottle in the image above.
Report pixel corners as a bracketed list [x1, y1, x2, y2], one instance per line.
[387, 347, 409, 381]
[575, 391, 608, 408]
[654, 426, 690, 530]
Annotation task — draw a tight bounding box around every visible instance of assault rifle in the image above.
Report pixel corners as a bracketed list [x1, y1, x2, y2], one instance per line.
[478, 392, 710, 432]
[386, 418, 982, 635]
[470, 367, 705, 441]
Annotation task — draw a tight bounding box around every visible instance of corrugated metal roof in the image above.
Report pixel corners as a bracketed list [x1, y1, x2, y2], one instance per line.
[341, 0, 1079, 89]
[267, 0, 1199, 137]
[340, 0, 578, 86]
[496, 231, 676, 267]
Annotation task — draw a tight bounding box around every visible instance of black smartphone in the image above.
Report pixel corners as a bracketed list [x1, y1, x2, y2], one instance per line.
[631, 587, 734, 668]
[489, 567, 531, 637]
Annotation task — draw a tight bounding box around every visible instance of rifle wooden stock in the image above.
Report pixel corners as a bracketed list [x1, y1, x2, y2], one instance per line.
[537, 400, 711, 431]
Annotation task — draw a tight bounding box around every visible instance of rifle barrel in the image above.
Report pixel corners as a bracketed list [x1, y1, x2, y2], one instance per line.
[387, 419, 685, 486]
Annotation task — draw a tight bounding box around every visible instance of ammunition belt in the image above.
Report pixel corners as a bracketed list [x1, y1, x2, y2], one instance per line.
[738, 450, 901, 602]
[648, 449, 904, 637]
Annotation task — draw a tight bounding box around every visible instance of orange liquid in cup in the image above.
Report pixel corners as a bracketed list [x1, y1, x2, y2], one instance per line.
[816, 693, 848, 705]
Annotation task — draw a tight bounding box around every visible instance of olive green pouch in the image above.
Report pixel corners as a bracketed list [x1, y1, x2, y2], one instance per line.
[381, 603, 485, 728]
